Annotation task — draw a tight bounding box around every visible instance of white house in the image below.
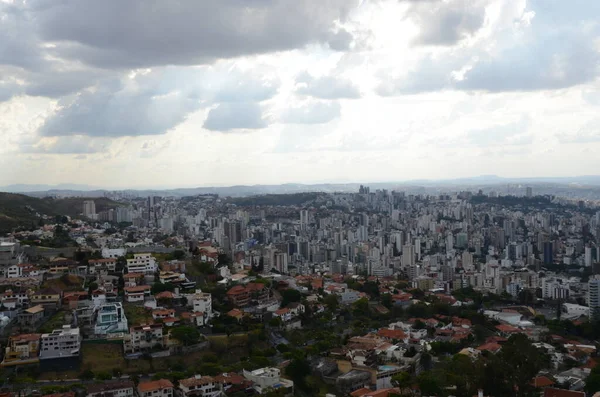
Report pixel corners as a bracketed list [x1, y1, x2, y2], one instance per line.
[243, 367, 294, 395]
[94, 303, 128, 335]
[124, 285, 151, 303]
[39, 326, 81, 360]
[126, 253, 157, 274]
[562, 303, 590, 318]
[188, 290, 213, 319]
[138, 379, 174, 397]
[179, 375, 221, 397]
[102, 248, 127, 259]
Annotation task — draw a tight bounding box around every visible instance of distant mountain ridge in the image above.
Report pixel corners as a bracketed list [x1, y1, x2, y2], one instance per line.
[0, 193, 121, 233]
[3, 175, 600, 198]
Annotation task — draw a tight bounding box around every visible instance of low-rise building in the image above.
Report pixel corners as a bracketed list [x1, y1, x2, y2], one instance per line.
[94, 303, 128, 335]
[179, 375, 220, 397]
[126, 254, 157, 275]
[86, 380, 135, 397]
[1, 333, 41, 366]
[89, 258, 117, 273]
[123, 324, 165, 354]
[30, 287, 62, 309]
[39, 326, 81, 360]
[18, 304, 45, 331]
[226, 283, 269, 308]
[124, 285, 151, 303]
[243, 367, 294, 395]
[137, 379, 174, 397]
[189, 290, 213, 319]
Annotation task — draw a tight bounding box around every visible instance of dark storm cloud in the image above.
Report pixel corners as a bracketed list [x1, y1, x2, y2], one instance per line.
[30, 0, 358, 68]
[203, 103, 268, 131]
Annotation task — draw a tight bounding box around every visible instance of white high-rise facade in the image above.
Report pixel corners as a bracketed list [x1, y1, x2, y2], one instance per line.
[589, 276, 600, 320]
[83, 200, 97, 220]
[402, 244, 415, 267]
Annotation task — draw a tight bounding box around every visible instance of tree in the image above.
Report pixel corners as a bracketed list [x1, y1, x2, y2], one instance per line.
[417, 371, 442, 396]
[352, 297, 370, 316]
[281, 289, 301, 307]
[324, 294, 339, 312]
[170, 326, 201, 346]
[285, 357, 311, 391]
[392, 371, 413, 393]
[151, 282, 175, 294]
[586, 365, 600, 394]
[171, 250, 186, 260]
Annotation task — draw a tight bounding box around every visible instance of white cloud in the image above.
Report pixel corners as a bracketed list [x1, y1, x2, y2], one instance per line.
[1, 0, 600, 187]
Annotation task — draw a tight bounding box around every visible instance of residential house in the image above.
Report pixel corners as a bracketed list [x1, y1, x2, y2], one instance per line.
[243, 367, 294, 395]
[94, 303, 128, 335]
[124, 285, 151, 303]
[123, 273, 145, 287]
[181, 312, 206, 327]
[30, 287, 62, 309]
[18, 304, 45, 331]
[1, 289, 29, 307]
[227, 283, 268, 307]
[89, 259, 117, 273]
[126, 254, 157, 275]
[159, 271, 185, 284]
[152, 309, 176, 321]
[160, 261, 186, 273]
[137, 379, 174, 397]
[123, 324, 165, 354]
[179, 375, 220, 397]
[1, 333, 41, 366]
[189, 290, 212, 319]
[86, 380, 135, 397]
[39, 326, 81, 360]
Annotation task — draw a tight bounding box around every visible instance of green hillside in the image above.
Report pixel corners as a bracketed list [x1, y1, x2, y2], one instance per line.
[0, 193, 122, 233]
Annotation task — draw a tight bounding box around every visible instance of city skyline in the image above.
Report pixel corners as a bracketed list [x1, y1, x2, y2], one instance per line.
[1, 0, 599, 188]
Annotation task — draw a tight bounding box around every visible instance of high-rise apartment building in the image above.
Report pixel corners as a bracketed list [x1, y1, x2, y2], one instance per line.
[83, 200, 96, 219]
[588, 276, 600, 320]
[402, 244, 415, 267]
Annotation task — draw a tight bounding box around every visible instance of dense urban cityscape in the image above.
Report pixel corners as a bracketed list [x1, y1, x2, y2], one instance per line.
[0, 184, 599, 397]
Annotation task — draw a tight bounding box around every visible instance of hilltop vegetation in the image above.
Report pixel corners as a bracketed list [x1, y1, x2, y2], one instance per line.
[227, 192, 321, 206]
[0, 192, 121, 233]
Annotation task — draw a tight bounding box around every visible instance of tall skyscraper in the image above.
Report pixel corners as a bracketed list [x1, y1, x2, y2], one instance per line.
[526, 187, 533, 197]
[83, 200, 96, 219]
[300, 209, 309, 225]
[588, 276, 600, 320]
[543, 241, 553, 265]
[402, 244, 415, 267]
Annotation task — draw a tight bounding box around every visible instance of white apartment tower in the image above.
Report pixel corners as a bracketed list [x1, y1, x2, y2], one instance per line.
[402, 244, 415, 267]
[83, 200, 97, 220]
[589, 276, 600, 320]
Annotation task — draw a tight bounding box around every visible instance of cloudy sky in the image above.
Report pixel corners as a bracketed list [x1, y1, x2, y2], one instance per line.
[1, 0, 599, 188]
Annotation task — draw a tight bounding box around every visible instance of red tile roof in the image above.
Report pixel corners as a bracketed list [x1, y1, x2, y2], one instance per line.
[532, 376, 555, 388]
[138, 379, 174, 393]
[377, 328, 407, 340]
[543, 388, 585, 397]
